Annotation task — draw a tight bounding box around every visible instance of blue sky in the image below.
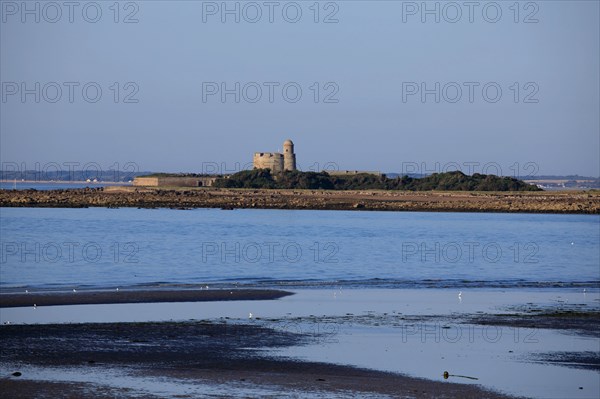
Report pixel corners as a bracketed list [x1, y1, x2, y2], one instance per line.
[1, 1, 599, 177]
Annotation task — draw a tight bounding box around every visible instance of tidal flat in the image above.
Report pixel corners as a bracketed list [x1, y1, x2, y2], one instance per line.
[1, 288, 598, 398]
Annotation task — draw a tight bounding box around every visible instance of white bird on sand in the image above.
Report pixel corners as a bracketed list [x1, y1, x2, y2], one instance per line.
[249, 312, 253, 319]
[73, 289, 77, 293]
[458, 291, 462, 298]
[25, 290, 29, 294]
[116, 288, 119, 292]
[33, 304, 37, 309]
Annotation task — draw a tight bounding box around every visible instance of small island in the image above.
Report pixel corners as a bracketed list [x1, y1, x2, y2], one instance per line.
[2, 139, 598, 214]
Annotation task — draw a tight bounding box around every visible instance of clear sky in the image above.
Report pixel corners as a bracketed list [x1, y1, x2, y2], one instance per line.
[1, 0, 599, 177]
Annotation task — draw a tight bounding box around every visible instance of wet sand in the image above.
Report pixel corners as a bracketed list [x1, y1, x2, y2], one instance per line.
[0, 289, 293, 308]
[0, 321, 515, 398]
[1, 187, 598, 213]
[469, 310, 600, 339]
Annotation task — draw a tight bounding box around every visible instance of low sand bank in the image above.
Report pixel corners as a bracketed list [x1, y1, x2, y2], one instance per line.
[1, 187, 599, 213]
[0, 289, 293, 308]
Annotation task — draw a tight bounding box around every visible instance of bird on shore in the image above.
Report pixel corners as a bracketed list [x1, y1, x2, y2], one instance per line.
[249, 312, 253, 319]
[73, 289, 77, 293]
[33, 304, 36, 309]
[25, 290, 28, 294]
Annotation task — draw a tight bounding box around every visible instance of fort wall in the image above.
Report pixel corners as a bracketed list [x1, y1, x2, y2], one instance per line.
[253, 139, 296, 172]
[133, 176, 218, 187]
[253, 152, 284, 173]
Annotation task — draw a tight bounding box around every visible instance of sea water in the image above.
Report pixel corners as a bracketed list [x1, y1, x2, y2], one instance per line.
[0, 207, 598, 290]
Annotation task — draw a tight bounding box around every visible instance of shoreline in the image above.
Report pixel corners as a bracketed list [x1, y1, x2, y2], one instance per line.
[0, 289, 293, 308]
[0, 180, 130, 184]
[1, 187, 599, 214]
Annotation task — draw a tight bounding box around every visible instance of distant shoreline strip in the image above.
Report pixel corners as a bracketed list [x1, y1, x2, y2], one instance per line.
[1, 187, 598, 214]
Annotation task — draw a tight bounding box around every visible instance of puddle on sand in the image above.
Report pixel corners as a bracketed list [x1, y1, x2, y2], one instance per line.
[270, 322, 599, 399]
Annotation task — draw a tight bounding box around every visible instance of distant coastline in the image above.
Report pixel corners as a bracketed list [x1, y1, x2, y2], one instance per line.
[0, 180, 131, 185]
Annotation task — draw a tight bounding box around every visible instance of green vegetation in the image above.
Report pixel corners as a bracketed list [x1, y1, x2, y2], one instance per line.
[213, 169, 277, 189]
[214, 170, 542, 191]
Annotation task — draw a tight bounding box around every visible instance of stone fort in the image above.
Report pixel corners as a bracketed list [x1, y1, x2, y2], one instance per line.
[132, 138, 381, 187]
[253, 139, 297, 173]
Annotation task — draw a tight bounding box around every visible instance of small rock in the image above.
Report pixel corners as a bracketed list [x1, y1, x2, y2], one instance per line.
[12, 371, 22, 377]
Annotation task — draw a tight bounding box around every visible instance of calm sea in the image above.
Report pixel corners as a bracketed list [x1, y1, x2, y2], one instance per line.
[0, 208, 598, 290]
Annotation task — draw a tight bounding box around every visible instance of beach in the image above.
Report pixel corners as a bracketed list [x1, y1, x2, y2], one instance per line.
[1, 288, 598, 398]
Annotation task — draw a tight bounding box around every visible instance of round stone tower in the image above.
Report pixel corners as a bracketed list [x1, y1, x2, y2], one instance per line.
[283, 139, 296, 171]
